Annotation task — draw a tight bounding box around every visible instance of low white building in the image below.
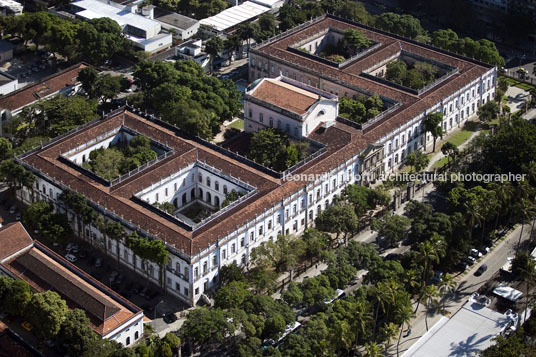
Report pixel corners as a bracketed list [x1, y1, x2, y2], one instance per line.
[151, 6, 199, 40]
[0, 72, 17, 96]
[175, 39, 210, 72]
[0, 0, 22, 15]
[71, 0, 172, 53]
[200, 1, 271, 34]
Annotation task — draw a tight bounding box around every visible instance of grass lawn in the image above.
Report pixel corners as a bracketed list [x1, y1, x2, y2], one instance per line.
[433, 156, 449, 169]
[447, 130, 472, 147]
[501, 76, 535, 91]
[228, 119, 244, 130]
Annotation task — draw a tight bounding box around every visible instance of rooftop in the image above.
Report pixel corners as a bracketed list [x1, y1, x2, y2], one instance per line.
[200, 1, 270, 32]
[0, 223, 33, 262]
[403, 299, 517, 357]
[19, 107, 369, 257]
[154, 8, 198, 30]
[247, 77, 335, 115]
[0, 227, 143, 337]
[251, 14, 493, 142]
[72, 0, 161, 33]
[0, 63, 86, 112]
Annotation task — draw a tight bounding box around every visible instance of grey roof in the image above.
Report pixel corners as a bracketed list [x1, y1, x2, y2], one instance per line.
[154, 8, 198, 30]
[404, 300, 516, 357]
[0, 40, 15, 53]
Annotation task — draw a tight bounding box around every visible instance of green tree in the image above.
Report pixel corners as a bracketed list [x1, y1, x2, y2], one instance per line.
[371, 213, 411, 249]
[77, 18, 125, 65]
[94, 74, 122, 102]
[215, 281, 252, 309]
[478, 100, 499, 122]
[405, 150, 430, 173]
[423, 112, 444, 152]
[58, 309, 99, 356]
[77, 66, 99, 97]
[385, 60, 407, 85]
[0, 137, 12, 161]
[3, 279, 31, 315]
[205, 36, 223, 71]
[282, 281, 303, 307]
[441, 142, 459, 164]
[250, 234, 304, 275]
[26, 290, 68, 339]
[374, 12, 424, 39]
[343, 28, 371, 53]
[220, 262, 246, 285]
[315, 203, 358, 242]
[23, 201, 52, 230]
[302, 228, 331, 264]
[0, 160, 35, 199]
[395, 298, 415, 357]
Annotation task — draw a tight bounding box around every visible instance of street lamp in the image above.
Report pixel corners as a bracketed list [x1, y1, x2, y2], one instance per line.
[154, 300, 164, 320]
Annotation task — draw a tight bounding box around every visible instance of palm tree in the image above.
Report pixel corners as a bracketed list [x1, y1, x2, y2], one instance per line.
[463, 200, 484, 242]
[414, 235, 444, 313]
[379, 322, 399, 352]
[371, 283, 388, 338]
[353, 299, 373, 348]
[515, 199, 536, 250]
[491, 181, 514, 230]
[438, 273, 457, 312]
[396, 299, 415, 357]
[422, 285, 440, 331]
[364, 342, 383, 357]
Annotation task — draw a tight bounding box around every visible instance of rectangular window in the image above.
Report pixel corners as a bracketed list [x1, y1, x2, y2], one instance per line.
[240, 237, 245, 247]
[268, 220, 272, 230]
[250, 231, 254, 241]
[259, 113, 263, 123]
[231, 243, 236, 253]
[165, 188, 168, 196]
[222, 249, 226, 259]
[184, 287, 189, 296]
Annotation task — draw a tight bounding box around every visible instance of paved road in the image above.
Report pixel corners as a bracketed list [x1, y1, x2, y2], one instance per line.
[390, 223, 532, 356]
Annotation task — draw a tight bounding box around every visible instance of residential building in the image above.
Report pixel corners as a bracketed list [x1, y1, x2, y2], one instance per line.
[249, 14, 497, 174]
[175, 39, 210, 72]
[151, 6, 199, 40]
[0, 63, 87, 137]
[0, 222, 144, 346]
[70, 0, 172, 53]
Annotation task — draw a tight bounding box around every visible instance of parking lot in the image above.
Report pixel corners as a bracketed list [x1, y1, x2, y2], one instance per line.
[0, 50, 56, 87]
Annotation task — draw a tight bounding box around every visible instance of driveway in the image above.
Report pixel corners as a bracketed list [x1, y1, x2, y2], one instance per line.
[506, 86, 530, 113]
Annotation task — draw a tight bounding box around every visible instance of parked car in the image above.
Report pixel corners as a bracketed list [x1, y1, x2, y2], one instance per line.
[20, 321, 32, 331]
[163, 312, 177, 324]
[480, 246, 491, 255]
[470, 249, 482, 258]
[66, 243, 79, 253]
[64, 254, 77, 263]
[431, 271, 443, 284]
[467, 256, 476, 264]
[475, 264, 488, 276]
[94, 258, 102, 268]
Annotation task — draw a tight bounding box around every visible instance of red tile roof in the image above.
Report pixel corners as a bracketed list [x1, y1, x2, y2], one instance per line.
[0, 223, 33, 262]
[251, 15, 492, 142]
[0, 63, 86, 112]
[2, 242, 142, 337]
[250, 79, 320, 115]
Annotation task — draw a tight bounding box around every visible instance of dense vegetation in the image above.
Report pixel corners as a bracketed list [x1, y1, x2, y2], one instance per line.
[277, 0, 504, 66]
[384, 60, 440, 90]
[131, 60, 242, 139]
[246, 128, 309, 171]
[5, 95, 98, 151]
[83, 136, 157, 181]
[310, 28, 372, 63]
[339, 94, 384, 123]
[0, 276, 180, 357]
[0, 12, 136, 65]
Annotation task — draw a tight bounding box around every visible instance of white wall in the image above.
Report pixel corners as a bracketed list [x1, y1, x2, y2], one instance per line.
[0, 78, 17, 96]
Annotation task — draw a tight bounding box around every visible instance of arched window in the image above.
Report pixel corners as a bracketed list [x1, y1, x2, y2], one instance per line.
[199, 188, 203, 199]
[215, 181, 219, 191]
[191, 188, 196, 199]
[206, 192, 211, 203]
[135, 331, 139, 340]
[223, 185, 228, 194]
[198, 173, 202, 182]
[126, 337, 131, 346]
[182, 193, 187, 205]
[214, 196, 220, 207]
[173, 198, 178, 207]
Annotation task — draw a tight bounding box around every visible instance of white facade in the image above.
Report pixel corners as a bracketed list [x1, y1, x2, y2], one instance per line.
[380, 69, 497, 173]
[0, 75, 17, 96]
[104, 315, 144, 347]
